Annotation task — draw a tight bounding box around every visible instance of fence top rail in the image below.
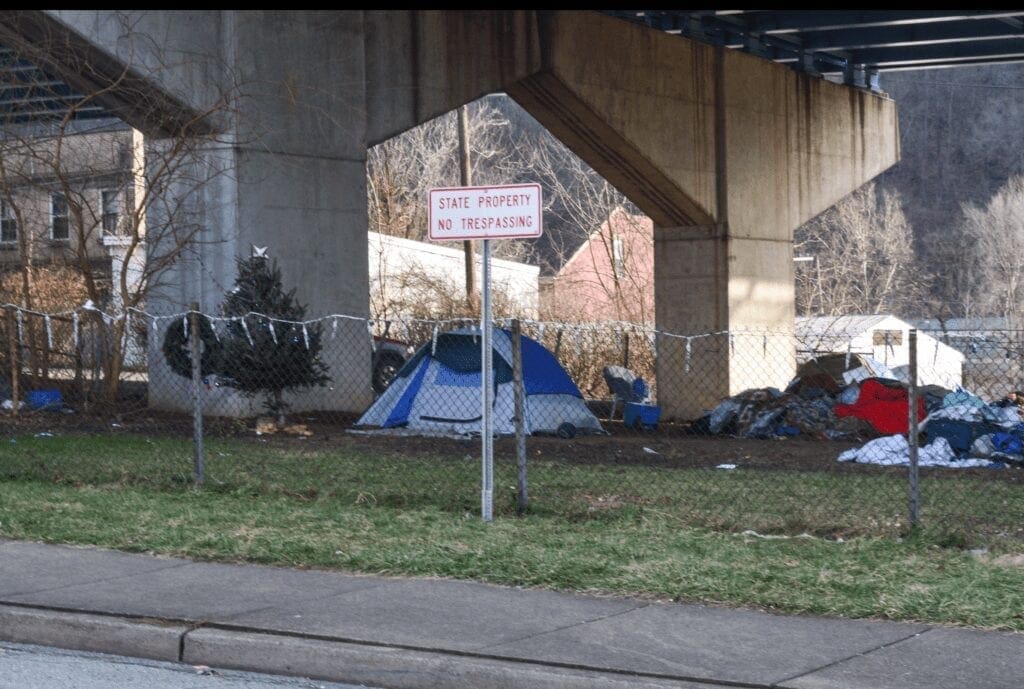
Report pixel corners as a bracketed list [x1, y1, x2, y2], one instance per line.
[8, 302, 1024, 347]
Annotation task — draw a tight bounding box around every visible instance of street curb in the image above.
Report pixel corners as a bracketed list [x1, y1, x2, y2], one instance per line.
[0, 603, 732, 689]
[0, 604, 187, 663]
[183, 627, 724, 689]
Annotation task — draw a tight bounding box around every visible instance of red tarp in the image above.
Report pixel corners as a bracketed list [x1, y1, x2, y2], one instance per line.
[834, 379, 926, 435]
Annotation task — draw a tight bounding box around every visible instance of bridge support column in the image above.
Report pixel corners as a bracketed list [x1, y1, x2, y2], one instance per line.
[6, 10, 900, 420]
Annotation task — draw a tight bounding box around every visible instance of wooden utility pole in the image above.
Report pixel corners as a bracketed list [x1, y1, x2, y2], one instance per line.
[458, 105, 478, 313]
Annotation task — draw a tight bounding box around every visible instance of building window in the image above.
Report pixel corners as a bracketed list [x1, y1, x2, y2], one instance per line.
[872, 329, 903, 347]
[612, 237, 624, 278]
[0, 200, 16, 244]
[101, 189, 122, 236]
[50, 193, 69, 241]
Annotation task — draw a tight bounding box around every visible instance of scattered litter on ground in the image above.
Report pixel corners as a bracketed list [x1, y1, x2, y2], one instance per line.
[716, 463, 737, 470]
[643, 446, 658, 455]
[742, 530, 816, 540]
[347, 427, 472, 439]
[254, 417, 313, 437]
[283, 423, 312, 437]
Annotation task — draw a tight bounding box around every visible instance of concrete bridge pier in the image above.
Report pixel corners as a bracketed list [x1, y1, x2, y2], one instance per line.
[496, 14, 900, 419]
[0, 10, 899, 418]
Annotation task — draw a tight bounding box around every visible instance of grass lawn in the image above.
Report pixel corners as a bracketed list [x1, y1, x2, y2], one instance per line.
[1, 433, 1023, 630]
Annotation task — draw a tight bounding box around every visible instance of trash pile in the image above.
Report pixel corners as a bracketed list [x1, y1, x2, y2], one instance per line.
[838, 387, 1024, 469]
[838, 387, 1024, 468]
[912, 388, 1024, 467]
[697, 373, 914, 441]
[696, 361, 1024, 468]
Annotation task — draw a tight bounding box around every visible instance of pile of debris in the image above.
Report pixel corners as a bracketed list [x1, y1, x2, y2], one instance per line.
[696, 354, 924, 441]
[695, 356, 1024, 468]
[697, 383, 859, 440]
[838, 388, 1024, 468]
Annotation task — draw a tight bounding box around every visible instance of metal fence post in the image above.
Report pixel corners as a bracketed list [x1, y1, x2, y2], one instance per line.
[189, 302, 205, 486]
[908, 328, 920, 528]
[77, 315, 90, 410]
[90, 318, 103, 400]
[512, 318, 528, 515]
[6, 307, 19, 417]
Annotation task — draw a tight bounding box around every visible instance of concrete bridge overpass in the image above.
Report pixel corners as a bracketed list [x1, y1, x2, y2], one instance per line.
[0, 10, 949, 416]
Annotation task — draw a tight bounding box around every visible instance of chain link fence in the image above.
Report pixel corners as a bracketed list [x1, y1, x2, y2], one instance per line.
[3, 303, 1023, 544]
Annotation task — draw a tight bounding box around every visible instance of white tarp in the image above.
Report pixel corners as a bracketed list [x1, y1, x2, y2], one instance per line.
[837, 435, 997, 468]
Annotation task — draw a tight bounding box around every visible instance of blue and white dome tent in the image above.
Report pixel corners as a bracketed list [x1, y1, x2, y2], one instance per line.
[356, 328, 603, 437]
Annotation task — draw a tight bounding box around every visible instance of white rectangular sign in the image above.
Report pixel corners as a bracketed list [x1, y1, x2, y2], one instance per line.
[428, 183, 542, 241]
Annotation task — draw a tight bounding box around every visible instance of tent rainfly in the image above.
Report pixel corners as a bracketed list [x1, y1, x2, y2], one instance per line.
[357, 328, 603, 437]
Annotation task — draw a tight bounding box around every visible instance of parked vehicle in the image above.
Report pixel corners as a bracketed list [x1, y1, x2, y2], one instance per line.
[372, 336, 414, 393]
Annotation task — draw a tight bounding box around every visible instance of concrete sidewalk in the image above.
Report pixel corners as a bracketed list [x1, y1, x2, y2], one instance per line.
[0, 540, 1019, 689]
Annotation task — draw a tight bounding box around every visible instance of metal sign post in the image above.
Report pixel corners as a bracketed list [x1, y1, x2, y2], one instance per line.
[481, 238, 494, 521]
[427, 183, 542, 522]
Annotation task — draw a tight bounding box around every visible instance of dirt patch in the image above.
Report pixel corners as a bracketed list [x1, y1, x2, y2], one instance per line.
[990, 553, 1024, 568]
[5, 407, 1023, 482]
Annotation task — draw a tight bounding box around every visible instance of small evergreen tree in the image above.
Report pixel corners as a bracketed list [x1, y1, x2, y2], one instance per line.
[218, 249, 329, 425]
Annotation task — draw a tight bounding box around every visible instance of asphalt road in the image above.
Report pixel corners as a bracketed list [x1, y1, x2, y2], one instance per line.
[0, 642, 374, 689]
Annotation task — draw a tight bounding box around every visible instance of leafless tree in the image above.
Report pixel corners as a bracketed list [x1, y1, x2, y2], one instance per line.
[795, 183, 929, 318]
[527, 132, 653, 324]
[959, 175, 1024, 324]
[0, 31, 242, 402]
[370, 260, 526, 325]
[365, 95, 539, 325]
[917, 225, 983, 323]
[366, 96, 528, 257]
[367, 95, 655, 325]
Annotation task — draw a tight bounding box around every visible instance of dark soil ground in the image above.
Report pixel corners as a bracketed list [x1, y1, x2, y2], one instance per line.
[6, 402, 1022, 484]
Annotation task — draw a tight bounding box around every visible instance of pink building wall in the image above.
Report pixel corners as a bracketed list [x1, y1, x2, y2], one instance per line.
[540, 208, 654, 324]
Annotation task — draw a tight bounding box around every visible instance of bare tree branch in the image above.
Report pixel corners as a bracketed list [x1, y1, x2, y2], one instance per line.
[795, 183, 930, 319]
